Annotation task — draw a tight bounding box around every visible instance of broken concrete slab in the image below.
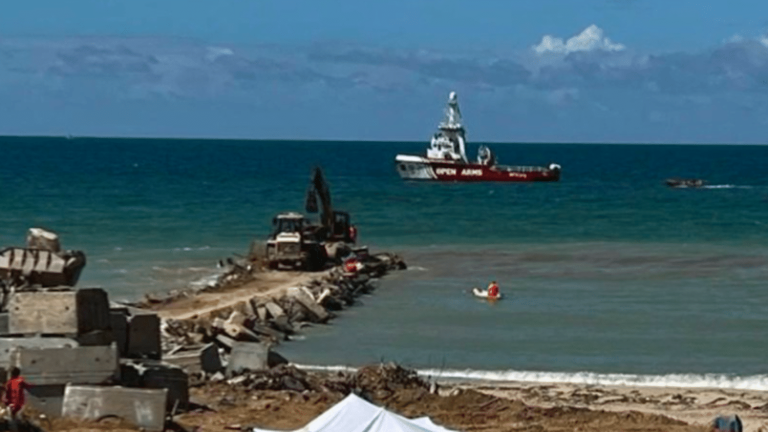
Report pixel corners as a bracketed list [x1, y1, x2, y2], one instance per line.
[215, 334, 235, 350]
[62, 385, 167, 431]
[242, 299, 256, 317]
[226, 310, 246, 326]
[256, 305, 268, 322]
[163, 343, 222, 374]
[223, 321, 263, 343]
[264, 301, 286, 320]
[12, 343, 119, 385]
[226, 342, 269, 375]
[272, 315, 294, 334]
[288, 287, 329, 322]
[249, 321, 286, 341]
[8, 288, 111, 335]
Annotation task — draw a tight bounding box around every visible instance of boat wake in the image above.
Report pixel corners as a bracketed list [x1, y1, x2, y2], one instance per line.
[294, 364, 768, 391]
[702, 184, 752, 189]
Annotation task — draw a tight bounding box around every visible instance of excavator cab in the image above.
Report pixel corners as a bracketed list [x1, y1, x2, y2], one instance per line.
[269, 213, 306, 238]
[265, 212, 325, 270]
[331, 211, 355, 243]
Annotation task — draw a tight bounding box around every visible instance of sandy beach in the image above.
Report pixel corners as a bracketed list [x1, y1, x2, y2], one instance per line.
[44, 374, 764, 431]
[166, 372, 765, 432]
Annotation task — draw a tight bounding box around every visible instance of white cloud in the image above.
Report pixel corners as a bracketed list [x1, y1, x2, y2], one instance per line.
[533, 25, 626, 55]
[760, 36, 768, 48]
[206, 46, 234, 62]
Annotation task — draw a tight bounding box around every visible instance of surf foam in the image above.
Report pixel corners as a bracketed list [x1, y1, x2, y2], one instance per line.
[294, 364, 768, 391]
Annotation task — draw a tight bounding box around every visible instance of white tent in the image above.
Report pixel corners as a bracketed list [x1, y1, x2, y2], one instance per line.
[252, 393, 460, 432]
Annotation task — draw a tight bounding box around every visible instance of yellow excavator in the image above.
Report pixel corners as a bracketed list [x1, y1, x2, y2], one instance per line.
[262, 167, 356, 271]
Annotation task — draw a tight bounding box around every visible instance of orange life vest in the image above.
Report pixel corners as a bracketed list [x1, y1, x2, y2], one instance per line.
[344, 258, 359, 273]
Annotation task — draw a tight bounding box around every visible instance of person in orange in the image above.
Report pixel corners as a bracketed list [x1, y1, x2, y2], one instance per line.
[4, 367, 32, 419]
[487, 281, 500, 299]
[344, 257, 360, 274]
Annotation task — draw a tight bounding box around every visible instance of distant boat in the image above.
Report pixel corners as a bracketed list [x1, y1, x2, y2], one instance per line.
[394, 91, 561, 182]
[665, 178, 705, 188]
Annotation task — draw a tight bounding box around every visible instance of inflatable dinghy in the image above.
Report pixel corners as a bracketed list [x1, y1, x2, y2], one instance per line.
[472, 287, 502, 300]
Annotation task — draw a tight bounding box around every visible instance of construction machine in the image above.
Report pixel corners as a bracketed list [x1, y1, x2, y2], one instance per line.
[263, 167, 356, 271]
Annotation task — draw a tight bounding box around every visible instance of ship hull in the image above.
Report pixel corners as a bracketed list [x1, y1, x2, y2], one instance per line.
[395, 155, 560, 182]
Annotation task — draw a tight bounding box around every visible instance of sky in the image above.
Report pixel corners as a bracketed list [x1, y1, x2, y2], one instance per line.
[1, 0, 768, 143]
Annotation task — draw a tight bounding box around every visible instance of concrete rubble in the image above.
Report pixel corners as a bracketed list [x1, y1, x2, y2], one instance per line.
[214, 362, 432, 398]
[0, 228, 407, 431]
[0, 286, 186, 427]
[156, 251, 407, 369]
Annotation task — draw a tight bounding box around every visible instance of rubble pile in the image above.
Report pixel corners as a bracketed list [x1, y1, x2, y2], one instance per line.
[0, 228, 407, 431]
[350, 362, 430, 393]
[216, 362, 429, 397]
[0, 287, 182, 432]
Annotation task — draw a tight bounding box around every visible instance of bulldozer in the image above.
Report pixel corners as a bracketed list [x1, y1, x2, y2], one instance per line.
[262, 167, 356, 271]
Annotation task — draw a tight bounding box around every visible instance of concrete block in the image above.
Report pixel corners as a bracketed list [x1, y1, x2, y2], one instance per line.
[0, 337, 78, 368]
[200, 343, 223, 373]
[12, 343, 119, 385]
[119, 361, 143, 387]
[215, 334, 235, 350]
[256, 305, 268, 322]
[249, 322, 285, 340]
[126, 313, 161, 360]
[27, 384, 66, 417]
[226, 342, 269, 375]
[76, 330, 115, 346]
[162, 343, 222, 374]
[264, 301, 285, 319]
[141, 363, 189, 411]
[8, 288, 110, 335]
[0, 312, 8, 335]
[62, 385, 167, 432]
[288, 287, 329, 322]
[242, 299, 256, 317]
[120, 360, 189, 411]
[110, 308, 129, 355]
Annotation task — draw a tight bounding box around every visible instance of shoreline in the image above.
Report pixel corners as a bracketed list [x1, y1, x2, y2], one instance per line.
[165, 364, 756, 432]
[112, 254, 766, 432]
[289, 364, 768, 430]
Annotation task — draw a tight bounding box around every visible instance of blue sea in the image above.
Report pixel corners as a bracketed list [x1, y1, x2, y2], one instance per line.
[3, 136, 768, 390]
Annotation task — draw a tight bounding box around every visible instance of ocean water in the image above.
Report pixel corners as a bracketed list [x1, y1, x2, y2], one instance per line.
[3, 136, 768, 389]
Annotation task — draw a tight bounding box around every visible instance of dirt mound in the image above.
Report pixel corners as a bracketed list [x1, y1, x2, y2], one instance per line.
[349, 362, 430, 396]
[225, 362, 431, 397]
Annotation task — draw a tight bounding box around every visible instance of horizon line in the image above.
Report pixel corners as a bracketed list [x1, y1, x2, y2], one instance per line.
[0, 133, 766, 146]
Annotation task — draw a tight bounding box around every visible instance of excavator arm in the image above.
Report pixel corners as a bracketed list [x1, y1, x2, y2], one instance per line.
[303, 167, 355, 243]
[304, 167, 334, 231]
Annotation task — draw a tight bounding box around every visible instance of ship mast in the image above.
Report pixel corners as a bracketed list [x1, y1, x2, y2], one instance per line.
[438, 91, 468, 162]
